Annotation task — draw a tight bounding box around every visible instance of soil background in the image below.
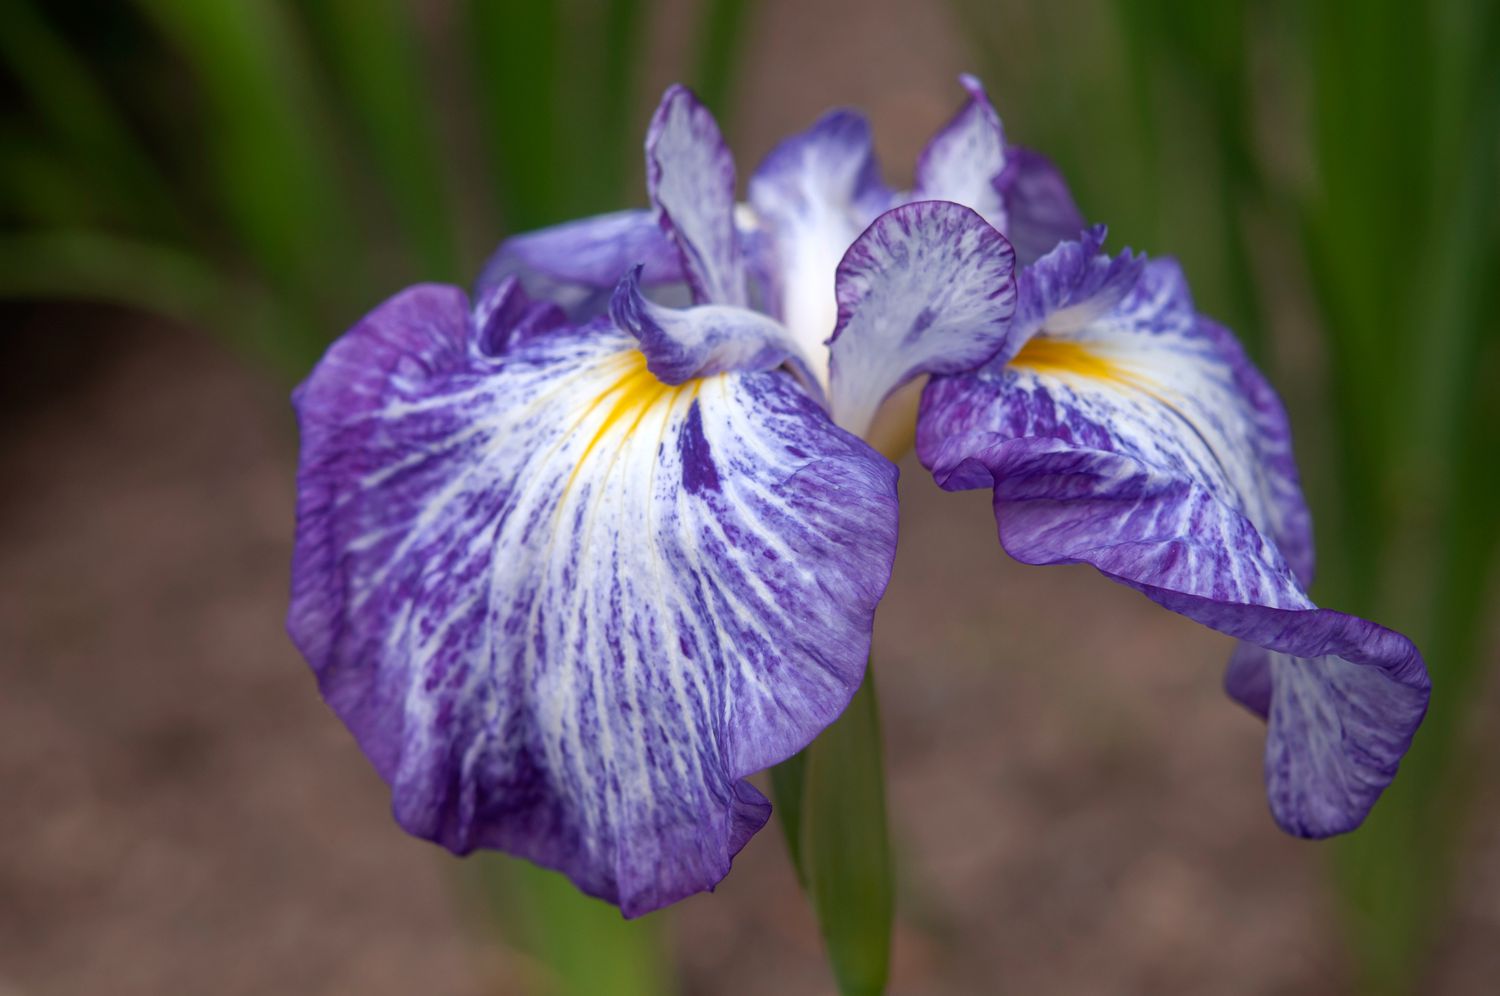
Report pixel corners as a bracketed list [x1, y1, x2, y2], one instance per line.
[3, 1, 1498, 994]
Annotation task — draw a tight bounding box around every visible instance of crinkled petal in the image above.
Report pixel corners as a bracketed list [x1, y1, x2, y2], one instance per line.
[1008, 226, 1144, 344]
[610, 265, 814, 389]
[913, 74, 1007, 230]
[289, 284, 899, 915]
[827, 200, 1016, 436]
[747, 109, 892, 385]
[997, 147, 1087, 265]
[477, 209, 687, 319]
[647, 85, 744, 307]
[918, 255, 1427, 836]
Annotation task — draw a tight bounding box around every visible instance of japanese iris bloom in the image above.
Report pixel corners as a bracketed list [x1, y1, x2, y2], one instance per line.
[287, 79, 1054, 916]
[287, 77, 1428, 916]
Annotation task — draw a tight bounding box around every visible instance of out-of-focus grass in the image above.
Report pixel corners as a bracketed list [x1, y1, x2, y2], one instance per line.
[959, 0, 1500, 991]
[0, 0, 751, 373]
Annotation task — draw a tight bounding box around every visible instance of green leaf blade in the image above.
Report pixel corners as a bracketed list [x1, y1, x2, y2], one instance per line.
[799, 671, 894, 996]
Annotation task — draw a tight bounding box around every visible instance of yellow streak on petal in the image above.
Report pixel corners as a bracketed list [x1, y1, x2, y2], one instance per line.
[1010, 336, 1120, 380]
[565, 350, 693, 491]
[1009, 336, 1159, 394]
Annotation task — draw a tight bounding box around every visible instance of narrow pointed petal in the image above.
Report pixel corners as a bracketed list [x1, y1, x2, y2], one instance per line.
[918, 249, 1428, 836]
[610, 266, 811, 387]
[289, 284, 899, 915]
[914, 74, 1007, 230]
[646, 85, 744, 306]
[747, 109, 891, 385]
[477, 209, 687, 319]
[996, 148, 1087, 265]
[827, 201, 1016, 436]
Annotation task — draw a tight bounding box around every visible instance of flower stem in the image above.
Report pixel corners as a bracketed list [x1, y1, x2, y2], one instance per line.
[773, 666, 894, 996]
[470, 854, 675, 996]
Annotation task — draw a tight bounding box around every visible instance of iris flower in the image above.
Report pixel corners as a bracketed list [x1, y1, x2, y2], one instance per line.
[917, 223, 1429, 836]
[288, 77, 1427, 916]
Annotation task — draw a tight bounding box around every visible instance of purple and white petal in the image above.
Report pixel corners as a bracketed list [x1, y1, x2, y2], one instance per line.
[289, 285, 898, 915]
[1223, 636, 1427, 836]
[926, 256, 1312, 577]
[477, 209, 687, 319]
[1004, 227, 1144, 356]
[913, 74, 1007, 230]
[647, 85, 745, 307]
[827, 201, 1016, 436]
[747, 109, 892, 385]
[918, 253, 1426, 835]
[610, 266, 815, 389]
[995, 147, 1088, 265]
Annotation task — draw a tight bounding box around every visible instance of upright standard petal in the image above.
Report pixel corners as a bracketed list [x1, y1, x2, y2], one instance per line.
[477, 209, 687, 319]
[913, 74, 1007, 230]
[913, 75, 1085, 265]
[917, 244, 1428, 836]
[827, 201, 1016, 437]
[748, 109, 891, 386]
[289, 282, 899, 915]
[995, 148, 1087, 265]
[647, 85, 745, 307]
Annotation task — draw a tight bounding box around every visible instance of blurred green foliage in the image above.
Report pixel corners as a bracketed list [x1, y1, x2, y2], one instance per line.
[0, 0, 747, 374]
[958, 0, 1500, 991]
